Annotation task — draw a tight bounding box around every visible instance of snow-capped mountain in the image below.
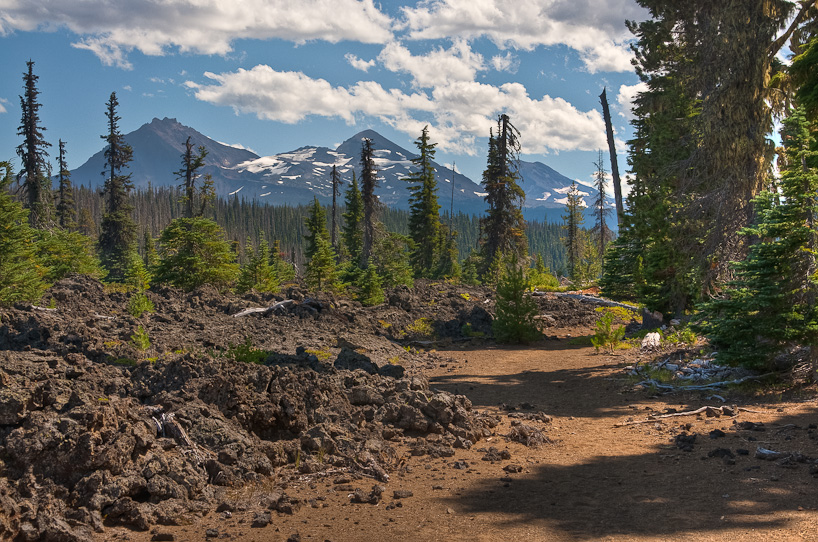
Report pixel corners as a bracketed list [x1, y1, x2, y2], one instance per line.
[69, 117, 615, 221]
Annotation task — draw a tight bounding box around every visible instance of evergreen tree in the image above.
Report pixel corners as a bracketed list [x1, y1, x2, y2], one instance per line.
[237, 238, 279, 294]
[16, 60, 52, 229]
[304, 196, 329, 261]
[176, 137, 213, 218]
[35, 228, 104, 283]
[493, 254, 540, 344]
[480, 114, 527, 277]
[306, 234, 340, 292]
[591, 150, 612, 259]
[372, 229, 414, 289]
[143, 228, 159, 272]
[561, 182, 585, 280]
[357, 263, 385, 306]
[270, 239, 296, 283]
[330, 165, 340, 249]
[461, 249, 481, 286]
[342, 170, 364, 265]
[360, 138, 379, 267]
[56, 140, 76, 230]
[0, 161, 46, 305]
[405, 126, 441, 277]
[698, 107, 818, 370]
[98, 91, 137, 281]
[154, 218, 239, 291]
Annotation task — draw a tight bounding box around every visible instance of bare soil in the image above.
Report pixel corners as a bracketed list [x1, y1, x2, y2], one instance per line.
[1, 276, 816, 541]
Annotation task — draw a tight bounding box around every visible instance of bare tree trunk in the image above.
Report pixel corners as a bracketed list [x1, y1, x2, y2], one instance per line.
[600, 87, 624, 225]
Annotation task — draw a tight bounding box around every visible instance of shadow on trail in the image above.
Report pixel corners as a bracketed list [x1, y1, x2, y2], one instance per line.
[445, 406, 818, 540]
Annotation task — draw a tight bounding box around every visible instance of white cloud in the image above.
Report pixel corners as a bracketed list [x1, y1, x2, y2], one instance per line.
[400, 0, 646, 73]
[345, 54, 376, 72]
[0, 98, 7, 114]
[186, 64, 606, 155]
[491, 52, 518, 73]
[377, 40, 485, 88]
[1, 0, 394, 68]
[616, 81, 648, 120]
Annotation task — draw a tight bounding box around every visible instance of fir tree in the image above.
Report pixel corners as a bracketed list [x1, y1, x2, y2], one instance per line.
[360, 138, 379, 267]
[304, 196, 329, 261]
[493, 254, 540, 344]
[357, 263, 385, 306]
[698, 107, 818, 370]
[342, 171, 364, 265]
[270, 239, 296, 283]
[154, 218, 239, 291]
[330, 165, 340, 249]
[591, 150, 612, 259]
[98, 92, 137, 281]
[405, 126, 441, 277]
[16, 60, 52, 229]
[480, 114, 526, 277]
[237, 238, 279, 294]
[176, 137, 213, 218]
[561, 182, 585, 280]
[372, 229, 414, 289]
[143, 228, 159, 272]
[306, 234, 340, 292]
[35, 228, 104, 283]
[56, 139, 76, 230]
[0, 161, 46, 305]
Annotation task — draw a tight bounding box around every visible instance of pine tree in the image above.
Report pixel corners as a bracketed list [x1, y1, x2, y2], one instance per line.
[35, 228, 104, 283]
[304, 196, 329, 261]
[330, 165, 340, 249]
[98, 92, 137, 281]
[372, 229, 414, 288]
[176, 137, 213, 218]
[270, 239, 296, 283]
[154, 217, 239, 291]
[16, 60, 52, 229]
[237, 238, 279, 294]
[561, 182, 585, 280]
[480, 114, 527, 277]
[406, 126, 441, 277]
[306, 234, 339, 292]
[698, 107, 818, 370]
[591, 150, 612, 259]
[342, 170, 364, 265]
[0, 161, 46, 304]
[360, 138, 379, 267]
[357, 263, 385, 306]
[55, 140, 76, 230]
[493, 254, 540, 344]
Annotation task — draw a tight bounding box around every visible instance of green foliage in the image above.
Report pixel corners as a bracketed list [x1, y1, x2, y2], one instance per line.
[304, 348, 332, 362]
[17, 60, 53, 229]
[155, 217, 239, 291]
[528, 254, 560, 290]
[35, 228, 104, 283]
[304, 196, 329, 261]
[405, 126, 442, 278]
[460, 250, 481, 286]
[342, 171, 364, 265]
[372, 230, 414, 288]
[270, 239, 295, 283]
[697, 107, 818, 369]
[130, 325, 151, 351]
[306, 234, 341, 292]
[460, 322, 485, 338]
[224, 338, 268, 364]
[357, 264, 385, 306]
[237, 238, 279, 294]
[0, 161, 46, 305]
[492, 254, 541, 344]
[590, 312, 626, 353]
[664, 326, 696, 346]
[127, 292, 154, 318]
[125, 253, 151, 292]
[406, 317, 436, 338]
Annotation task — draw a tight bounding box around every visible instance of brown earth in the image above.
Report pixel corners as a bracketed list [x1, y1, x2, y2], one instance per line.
[1, 276, 817, 541]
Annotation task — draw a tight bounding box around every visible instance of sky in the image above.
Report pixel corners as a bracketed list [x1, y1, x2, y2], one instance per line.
[0, 0, 649, 192]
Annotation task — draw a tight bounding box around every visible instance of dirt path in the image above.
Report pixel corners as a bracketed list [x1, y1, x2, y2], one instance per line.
[108, 339, 818, 542]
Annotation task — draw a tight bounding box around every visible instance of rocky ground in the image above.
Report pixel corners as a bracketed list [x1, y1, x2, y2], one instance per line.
[1, 275, 815, 542]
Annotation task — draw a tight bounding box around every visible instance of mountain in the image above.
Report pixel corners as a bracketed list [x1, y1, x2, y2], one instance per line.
[70, 118, 614, 223]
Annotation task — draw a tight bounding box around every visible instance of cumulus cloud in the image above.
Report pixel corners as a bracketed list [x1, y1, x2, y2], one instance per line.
[616, 81, 648, 120]
[186, 64, 606, 155]
[400, 0, 646, 73]
[491, 52, 518, 73]
[0, 98, 7, 114]
[1, 0, 394, 68]
[377, 40, 485, 88]
[345, 54, 376, 72]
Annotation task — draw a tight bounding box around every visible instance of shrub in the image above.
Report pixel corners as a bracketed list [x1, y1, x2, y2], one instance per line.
[590, 312, 626, 353]
[130, 325, 151, 351]
[406, 317, 435, 338]
[493, 255, 541, 344]
[127, 292, 155, 318]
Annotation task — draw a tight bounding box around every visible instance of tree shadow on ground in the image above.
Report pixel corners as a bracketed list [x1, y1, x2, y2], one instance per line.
[445, 406, 818, 539]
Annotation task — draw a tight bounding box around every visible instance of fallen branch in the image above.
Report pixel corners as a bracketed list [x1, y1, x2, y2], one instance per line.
[614, 405, 762, 427]
[634, 372, 776, 393]
[232, 300, 295, 318]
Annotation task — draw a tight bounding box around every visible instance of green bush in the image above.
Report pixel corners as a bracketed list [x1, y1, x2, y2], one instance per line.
[155, 218, 239, 291]
[493, 255, 541, 344]
[590, 312, 626, 353]
[127, 293, 155, 318]
[130, 325, 151, 351]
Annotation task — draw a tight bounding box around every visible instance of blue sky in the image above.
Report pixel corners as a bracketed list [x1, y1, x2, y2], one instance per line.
[0, 0, 648, 191]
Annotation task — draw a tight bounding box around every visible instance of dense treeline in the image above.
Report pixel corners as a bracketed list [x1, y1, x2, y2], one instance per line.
[71, 185, 567, 272]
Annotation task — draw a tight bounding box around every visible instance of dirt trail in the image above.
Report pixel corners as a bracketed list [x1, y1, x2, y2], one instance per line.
[110, 338, 818, 542]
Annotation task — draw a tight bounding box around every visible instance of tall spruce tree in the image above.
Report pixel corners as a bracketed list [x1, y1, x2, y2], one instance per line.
[330, 165, 340, 249]
[176, 137, 213, 218]
[479, 114, 526, 277]
[591, 150, 612, 259]
[698, 106, 818, 371]
[98, 91, 137, 281]
[304, 196, 329, 261]
[306, 234, 339, 292]
[56, 139, 76, 230]
[17, 60, 52, 229]
[360, 138, 379, 267]
[0, 161, 45, 305]
[561, 182, 585, 280]
[405, 126, 442, 278]
[342, 171, 364, 265]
